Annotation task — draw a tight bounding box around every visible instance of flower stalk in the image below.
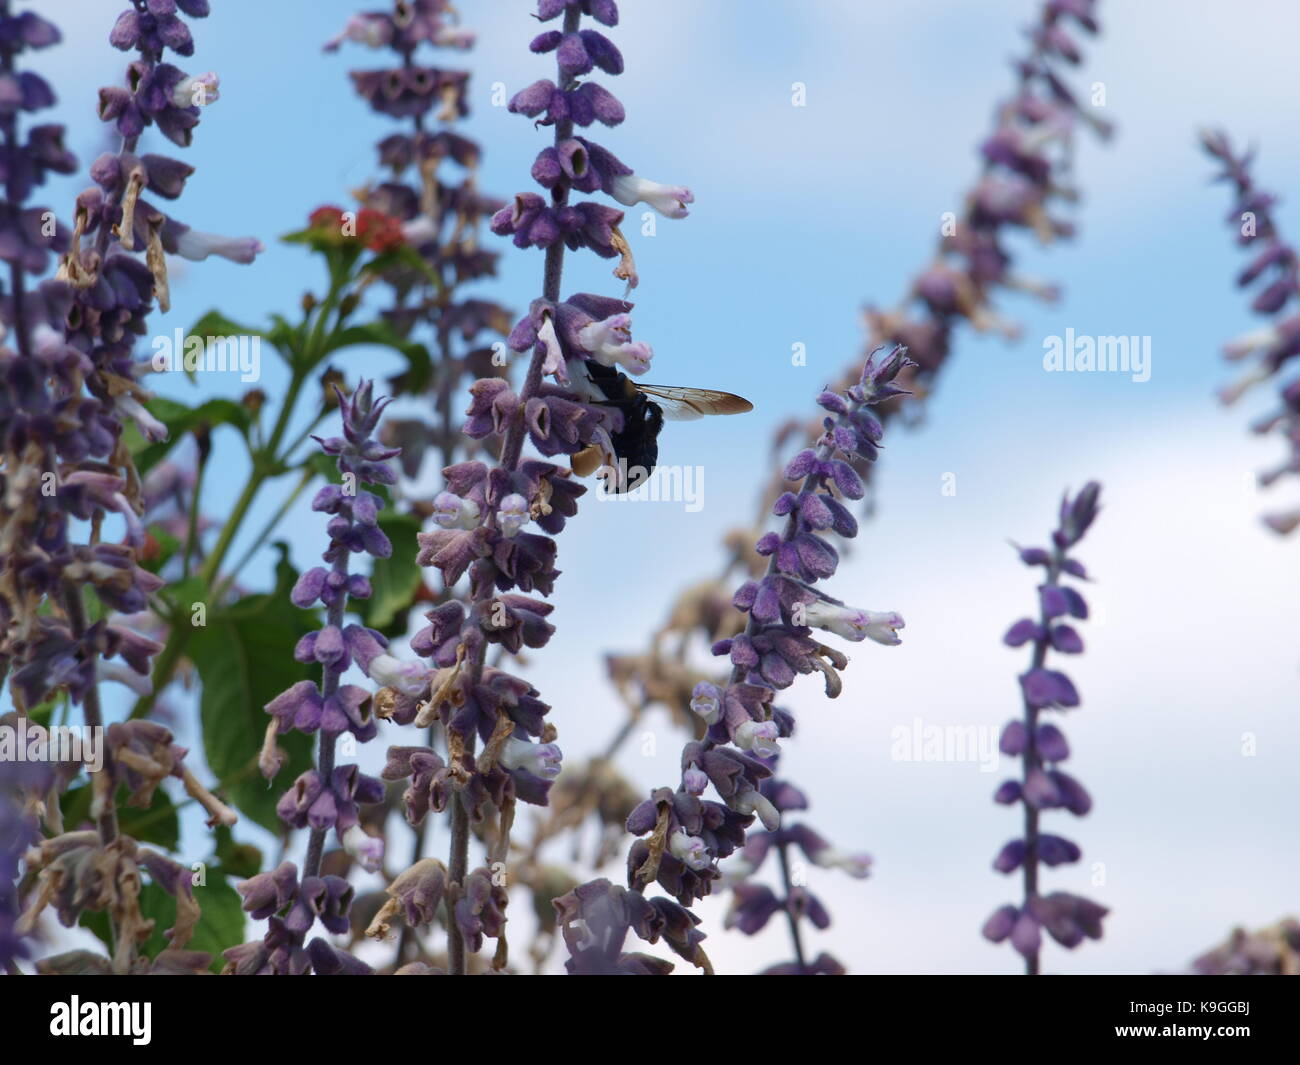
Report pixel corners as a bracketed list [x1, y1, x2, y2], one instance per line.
[1203, 131, 1300, 535]
[983, 482, 1108, 973]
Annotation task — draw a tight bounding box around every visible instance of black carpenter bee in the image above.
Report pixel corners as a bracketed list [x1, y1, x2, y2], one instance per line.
[571, 360, 753, 492]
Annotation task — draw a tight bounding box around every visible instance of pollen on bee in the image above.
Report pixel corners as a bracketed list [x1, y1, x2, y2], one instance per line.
[570, 445, 605, 478]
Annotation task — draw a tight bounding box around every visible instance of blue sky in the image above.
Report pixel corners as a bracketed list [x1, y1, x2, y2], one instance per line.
[21, 0, 1300, 974]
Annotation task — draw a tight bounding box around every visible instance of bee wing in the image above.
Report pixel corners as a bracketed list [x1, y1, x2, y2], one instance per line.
[633, 384, 754, 421]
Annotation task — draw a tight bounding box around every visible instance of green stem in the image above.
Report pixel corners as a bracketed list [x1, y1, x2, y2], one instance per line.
[129, 282, 348, 720]
[181, 438, 210, 580]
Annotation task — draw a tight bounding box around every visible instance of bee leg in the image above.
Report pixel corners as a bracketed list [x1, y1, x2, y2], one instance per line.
[570, 445, 605, 477]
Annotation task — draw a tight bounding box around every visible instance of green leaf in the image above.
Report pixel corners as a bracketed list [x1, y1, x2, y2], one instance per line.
[269, 540, 299, 597]
[360, 242, 447, 297]
[78, 908, 112, 950]
[189, 592, 319, 833]
[134, 396, 252, 476]
[266, 313, 302, 353]
[323, 320, 433, 393]
[157, 575, 209, 626]
[304, 449, 337, 484]
[24, 697, 61, 728]
[189, 310, 268, 344]
[361, 513, 425, 631]
[190, 309, 296, 369]
[136, 873, 246, 972]
[60, 784, 180, 851]
[140, 523, 181, 575]
[212, 825, 264, 880]
[283, 231, 363, 293]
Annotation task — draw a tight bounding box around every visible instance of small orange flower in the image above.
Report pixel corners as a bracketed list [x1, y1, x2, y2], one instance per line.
[306, 205, 405, 251]
[356, 208, 405, 252]
[308, 205, 347, 232]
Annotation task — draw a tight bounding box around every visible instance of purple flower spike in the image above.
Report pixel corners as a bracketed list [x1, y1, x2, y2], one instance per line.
[584, 350, 909, 977]
[1204, 131, 1300, 537]
[240, 380, 402, 973]
[401, 0, 706, 976]
[985, 482, 1107, 973]
[0, 0, 279, 975]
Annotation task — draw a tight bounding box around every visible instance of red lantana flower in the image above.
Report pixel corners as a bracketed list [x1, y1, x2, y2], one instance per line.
[307, 205, 406, 252]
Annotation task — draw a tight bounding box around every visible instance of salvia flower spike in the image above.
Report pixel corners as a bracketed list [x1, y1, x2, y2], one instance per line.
[983, 481, 1108, 973]
[0, 0, 260, 974]
[223, 380, 400, 976]
[393, 0, 693, 975]
[558, 349, 909, 975]
[1203, 131, 1300, 536]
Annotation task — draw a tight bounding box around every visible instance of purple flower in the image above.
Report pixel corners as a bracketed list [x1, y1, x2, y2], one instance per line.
[1203, 131, 1300, 536]
[247, 380, 398, 973]
[984, 482, 1108, 972]
[0, 4, 267, 974]
[225, 862, 371, 975]
[1191, 919, 1300, 975]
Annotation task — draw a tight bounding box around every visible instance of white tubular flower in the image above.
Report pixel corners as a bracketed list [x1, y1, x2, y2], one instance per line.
[577, 313, 629, 359]
[1217, 365, 1272, 406]
[803, 601, 905, 645]
[609, 174, 694, 219]
[682, 767, 709, 796]
[576, 314, 654, 375]
[342, 825, 384, 873]
[536, 314, 567, 380]
[111, 491, 145, 547]
[1222, 324, 1279, 361]
[173, 228, 264, 264]
[733, 720, 780, 759]
[813, 848, 873, 879]
[862, 610, 905, 646]
[401, 215, 438, 245]
[731, 787, 780, 831]
[97, 660, 152, 697]
[610, 341, 652, 375]
[434, 27, 476, 49]
[689, 682, 722, 725]
[498, 494, 530, 538]
[431, 491, 480, 530]
[500, 737, 562, 780]
[566, 360, 603, 402]
[324, 13, 392, 51]
[802, 600, 870, 640]
[30, 322, 65, 358]
[366, 654, 429, 698]
[715, 854, 758, 888]
[668, 829, 711, 871]
[118, 394, 168, 443]
[171, 72, 220, 107]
